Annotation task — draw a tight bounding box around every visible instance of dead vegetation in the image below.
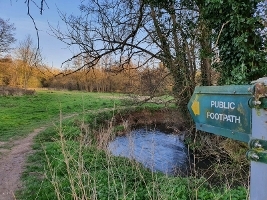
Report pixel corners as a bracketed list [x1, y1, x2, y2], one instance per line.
[0, 86, 35, 96]
[108, 109, 250, 188]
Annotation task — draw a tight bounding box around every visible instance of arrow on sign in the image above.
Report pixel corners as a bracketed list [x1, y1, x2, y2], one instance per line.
[191, 100, 200, 116]
[187, 85, 253, 143]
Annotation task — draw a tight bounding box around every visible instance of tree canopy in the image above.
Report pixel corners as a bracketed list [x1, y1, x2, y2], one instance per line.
[3, 0, 266, 114]
[46, 0, 265, 115]
[203, 0, 267, 84]
[0, 18, 16, 54]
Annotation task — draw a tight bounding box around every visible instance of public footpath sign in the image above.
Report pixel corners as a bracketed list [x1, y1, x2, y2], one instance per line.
[187, 85, 252, 142]
[188, 78, 267, 200]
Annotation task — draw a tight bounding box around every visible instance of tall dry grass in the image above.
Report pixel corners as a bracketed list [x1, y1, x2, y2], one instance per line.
[41, 110, 249, 200]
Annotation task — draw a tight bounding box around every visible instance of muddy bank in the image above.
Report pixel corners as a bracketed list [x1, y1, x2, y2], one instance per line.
[114, 108, 187, 135]
[111, 108, 249, 187]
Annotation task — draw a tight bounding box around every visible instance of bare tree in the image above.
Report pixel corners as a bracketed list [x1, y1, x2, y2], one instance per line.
[50, 0, 208, 115]
[15, 35, 42, 89]
[24, 0, 48, 50]
[0, 18, 16, 54]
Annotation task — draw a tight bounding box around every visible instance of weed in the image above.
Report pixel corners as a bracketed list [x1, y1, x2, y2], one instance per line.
[20, 112, 249, 200]
[9, 91, 249, 200]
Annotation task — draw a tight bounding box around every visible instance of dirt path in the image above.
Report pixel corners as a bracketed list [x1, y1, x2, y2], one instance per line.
[0, 127, 46, 200]
[0, 108, 131, 199]
[0, 113, 80, 200]
[0, 107, 166, 199]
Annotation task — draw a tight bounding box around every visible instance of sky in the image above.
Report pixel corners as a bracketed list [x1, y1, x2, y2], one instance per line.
[0, 0, 81, 69]
[1, 1, 266, 69]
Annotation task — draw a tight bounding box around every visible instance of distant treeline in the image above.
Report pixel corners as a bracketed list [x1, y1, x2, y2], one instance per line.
[0, 56, 173, 96]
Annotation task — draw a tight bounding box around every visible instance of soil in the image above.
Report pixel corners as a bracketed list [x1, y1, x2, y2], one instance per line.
[0, 107, 250, 200]
[0, 109, 186, 200]
[0, 127, 46, 200]
[114, 108, 187, 134]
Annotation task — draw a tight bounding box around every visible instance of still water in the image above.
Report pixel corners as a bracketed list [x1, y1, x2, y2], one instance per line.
[108, 129, 188, 175]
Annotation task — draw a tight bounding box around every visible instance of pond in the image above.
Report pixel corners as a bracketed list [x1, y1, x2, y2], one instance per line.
[108, 128, 189, 175]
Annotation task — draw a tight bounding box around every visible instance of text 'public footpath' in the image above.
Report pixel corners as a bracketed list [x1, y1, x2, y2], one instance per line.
[206, 101, 241, 123]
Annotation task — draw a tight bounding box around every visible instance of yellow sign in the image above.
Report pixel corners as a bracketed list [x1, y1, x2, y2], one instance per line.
[191, 100, 200, 116]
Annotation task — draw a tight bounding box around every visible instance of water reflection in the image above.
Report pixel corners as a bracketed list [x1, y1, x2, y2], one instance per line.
[108, 129, 188, 175]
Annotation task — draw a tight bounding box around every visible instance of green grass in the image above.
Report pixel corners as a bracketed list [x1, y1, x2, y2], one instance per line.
[19, 120, 248, 200]
[0, 90, 248, 199]
[0, 90, 124, 140]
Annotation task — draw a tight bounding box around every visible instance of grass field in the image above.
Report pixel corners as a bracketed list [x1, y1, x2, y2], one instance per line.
[0, 90, 124, 141]
[0, 90, 248, 199]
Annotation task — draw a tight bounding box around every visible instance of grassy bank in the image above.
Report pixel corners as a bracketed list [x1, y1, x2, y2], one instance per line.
[20, 110, 248, 200]
[1, 90, 248, 199]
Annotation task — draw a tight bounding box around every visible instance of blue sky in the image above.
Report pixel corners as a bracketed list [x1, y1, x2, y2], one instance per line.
[1, 1, 266, 69]
[0, 0, 81, 68]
